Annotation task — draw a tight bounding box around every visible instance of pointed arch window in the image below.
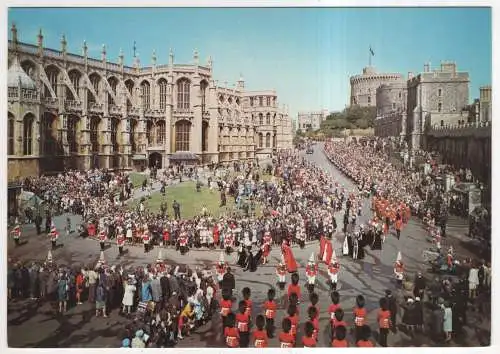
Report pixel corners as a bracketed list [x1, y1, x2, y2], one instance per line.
[68, 70, 81, 99]
[177, 79, 190, 110]
[201, 81, 208, 113]
[90, 117, 100, 153]
[175, 121, 191, 151]
[259, 113, 263, 125]
[67, 116, 79, 153]
[158, 79, 168, 110]
[45, 66, 59, 98]
[266, 113, 271, 125]
[266, 133, 271, 148]
[259, 133, 263, 148]
[156, 121, 165, 145]
[141, 81, 151, 110]
[110, 118, 119, 153]
[8, 114, 15, 155]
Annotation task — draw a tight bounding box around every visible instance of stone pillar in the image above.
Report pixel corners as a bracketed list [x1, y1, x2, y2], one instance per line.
[191, 78, 202, 154]
[121, 118, 131, 169]
[164, 99, 173, 168]
[207, 81, 219, 163]
[101, 116, 111, 169]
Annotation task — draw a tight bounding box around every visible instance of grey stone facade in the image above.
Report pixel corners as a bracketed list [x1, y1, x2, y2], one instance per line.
[407, 61, 469, 149]
[7, 25, 293, 182]
[349, 66, 403, 107]
[297, 109, 329, 132]
[374, 82, 407, 137]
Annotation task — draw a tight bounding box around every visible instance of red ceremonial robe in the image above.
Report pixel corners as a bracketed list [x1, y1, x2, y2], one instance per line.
[282, 244, 298, 273]
[322, 241, 333, 265]
[319, 236, 327, 259]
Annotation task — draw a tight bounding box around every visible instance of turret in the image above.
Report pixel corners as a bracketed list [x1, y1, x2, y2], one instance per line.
[101, 44, 107, 62]
[61, 34, 67, 54]
[237, 73, 245, 90]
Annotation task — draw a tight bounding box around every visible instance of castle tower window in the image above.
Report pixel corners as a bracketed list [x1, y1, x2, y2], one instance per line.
[266, 97, 271, 106]
[259, 96, 263, 106]
[259, 113, 263, 125]
[438, 103, 442, 112]
[266, 113, 271, 125]
[438, 88, 442, 97]
[367, 96, 371, 104]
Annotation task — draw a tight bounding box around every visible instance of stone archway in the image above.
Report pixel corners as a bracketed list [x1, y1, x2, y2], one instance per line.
[149, 152, 162, 169]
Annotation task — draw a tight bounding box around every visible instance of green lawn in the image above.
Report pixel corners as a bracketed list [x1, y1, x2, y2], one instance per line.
[128, 172, 149, 188]
[129, 181, 263, 219]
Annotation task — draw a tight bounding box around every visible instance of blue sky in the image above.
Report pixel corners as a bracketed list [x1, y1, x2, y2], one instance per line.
[8, 7, 492, 118]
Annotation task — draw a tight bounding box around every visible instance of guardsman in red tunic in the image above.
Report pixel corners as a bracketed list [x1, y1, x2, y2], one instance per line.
[305, 253, 318, 294]
[328, 254, 341, 290]
[98, 229, 107, 251]
[11, 223, 21, 246]
[117, 232, 125, 256]
[50, 225, 59, 250]
[142, 229, 150, 253]
[262, 230, 272, 264]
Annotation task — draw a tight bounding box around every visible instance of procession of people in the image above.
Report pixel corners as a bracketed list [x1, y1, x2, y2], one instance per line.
[7, 139, 491, 347]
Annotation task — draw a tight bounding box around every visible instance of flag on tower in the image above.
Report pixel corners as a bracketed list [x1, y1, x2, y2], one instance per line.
[369, 46, 375, 56]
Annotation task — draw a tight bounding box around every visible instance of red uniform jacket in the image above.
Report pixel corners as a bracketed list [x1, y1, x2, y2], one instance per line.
[378, 309, 391, 329]
[357, 340, 374, 347]
[353, 307, 367, 327]
[332, 339, 349, 347]
[302, 335, 317, 347]
[279, 332, 294, 348]
[328, 303, 341, 321]
[220, 299, 232, 317]
[287, 284, 301, 299]
[235, 312, 250, 333]
[224, 327, 239, 348]
[263, 300, 277, 319]
[253, 329, 268, 348]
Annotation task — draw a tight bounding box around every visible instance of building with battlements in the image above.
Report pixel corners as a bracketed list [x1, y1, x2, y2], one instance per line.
[406, 61, 470, 150]
[7, 25, 293, 182]
[349, 66, 403, 107]
[296, 109, 329, 132]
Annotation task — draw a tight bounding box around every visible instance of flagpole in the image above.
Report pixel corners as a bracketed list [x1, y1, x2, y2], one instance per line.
[369, 47, 372, 67]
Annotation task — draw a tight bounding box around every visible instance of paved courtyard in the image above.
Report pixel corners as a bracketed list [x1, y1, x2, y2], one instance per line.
[6, 147, 490, 347]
